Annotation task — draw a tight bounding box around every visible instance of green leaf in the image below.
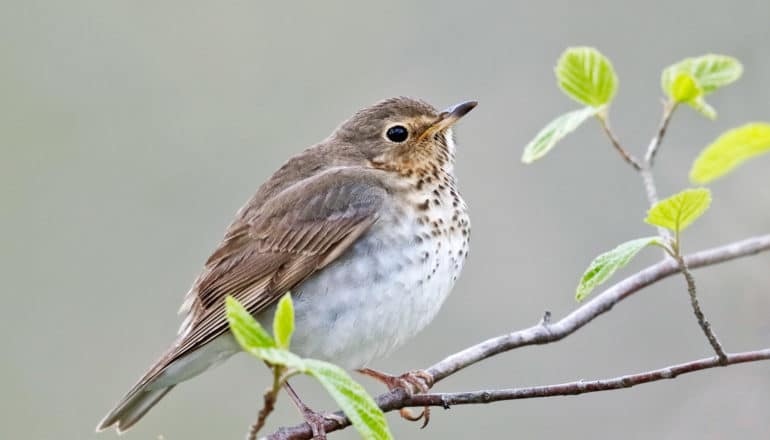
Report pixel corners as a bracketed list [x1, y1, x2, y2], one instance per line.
[662, 54, 743, 96]
[690, 123, 770, 183]
[273, 293, 295, 349]
[661, 54, 742, 119]
[555, 47, 619, 107]
[645, 188, 712, 233]
[690, 96, 717, 120]
[227, 297, 394, 439]
[522, 106, 601, 163]
[226, 296, 307, 370]
[225, 296, 275, 350]
[305, 359, 393, 440]
[250, 347, 307, 371]
[576, 237, 661, 301]
[669, 72, 702, 103]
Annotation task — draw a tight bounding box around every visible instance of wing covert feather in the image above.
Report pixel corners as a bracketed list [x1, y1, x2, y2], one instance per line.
[170, 168, 387, 367]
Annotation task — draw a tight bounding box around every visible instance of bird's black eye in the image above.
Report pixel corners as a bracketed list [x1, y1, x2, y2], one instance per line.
[386, 125, 409, 143]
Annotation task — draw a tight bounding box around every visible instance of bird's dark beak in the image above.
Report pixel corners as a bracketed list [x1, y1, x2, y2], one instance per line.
[420, 100, 478, 140]
[440, 100, 478, 124]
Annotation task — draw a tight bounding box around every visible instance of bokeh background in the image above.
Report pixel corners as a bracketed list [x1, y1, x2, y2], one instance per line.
[2, 1, 769, 439]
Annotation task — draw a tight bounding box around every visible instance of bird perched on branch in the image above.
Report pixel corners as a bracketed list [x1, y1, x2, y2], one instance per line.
[97, 97, 476, 434]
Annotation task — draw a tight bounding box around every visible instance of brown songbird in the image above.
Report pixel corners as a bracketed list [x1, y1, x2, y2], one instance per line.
[97, 97, 476, 433]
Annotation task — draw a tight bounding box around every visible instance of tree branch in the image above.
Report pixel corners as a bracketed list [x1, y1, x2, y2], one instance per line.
[267, 234, 770, 440]
[399, 348, 770, 407]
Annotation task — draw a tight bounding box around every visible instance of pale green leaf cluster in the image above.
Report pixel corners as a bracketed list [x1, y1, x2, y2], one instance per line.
[225, 295, 393, 440]
[690, 123, 770, 184]
[661, 54, 742, 119]
[522, 47, 618, 163]
[521, 106, 601, 163]
[556, 47, 619, 107]
[645, 188, 712, 234]
[576, 237, 660, 301]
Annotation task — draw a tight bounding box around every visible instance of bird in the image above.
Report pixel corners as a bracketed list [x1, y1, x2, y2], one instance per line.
[97, 96, 476, 434]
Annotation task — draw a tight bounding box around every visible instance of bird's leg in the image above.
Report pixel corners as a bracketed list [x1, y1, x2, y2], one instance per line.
[356, 368, 435, 428]
[283, 381, 345, 440]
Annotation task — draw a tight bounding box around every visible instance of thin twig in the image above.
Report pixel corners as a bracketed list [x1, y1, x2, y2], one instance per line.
[644, 100, 678, 166]
[267, 234, 770, 440]
[596, 114, 643, 171]
[249, 367, 283, 440]
[638, 166, 671, 241]
[639, 101, 676, 219]
[639, 167, 660, 207]
[594, 110, 664, 231]
[675, 254, 728, 363]
[636, 99, 727, 362]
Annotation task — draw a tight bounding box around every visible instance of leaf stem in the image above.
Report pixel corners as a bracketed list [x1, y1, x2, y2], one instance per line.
[596, 113, 643, 171]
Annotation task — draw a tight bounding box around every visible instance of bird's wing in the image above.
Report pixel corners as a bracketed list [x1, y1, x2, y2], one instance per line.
[165, 167, 386, 369]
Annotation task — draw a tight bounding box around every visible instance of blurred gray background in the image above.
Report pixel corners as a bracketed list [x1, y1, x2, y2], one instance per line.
[2, 1, 769, 439]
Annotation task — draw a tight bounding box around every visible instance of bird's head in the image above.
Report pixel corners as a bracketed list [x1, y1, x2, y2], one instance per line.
[332, 97, 477, 173]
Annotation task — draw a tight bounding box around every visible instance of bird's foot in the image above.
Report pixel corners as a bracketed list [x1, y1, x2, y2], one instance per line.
[284, 381, 345, 439]
[357, 368, 435, 428]
[298, 407, 346, 440]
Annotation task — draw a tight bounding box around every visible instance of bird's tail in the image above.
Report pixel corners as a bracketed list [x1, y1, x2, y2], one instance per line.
[97, 333, 240, 433]
[96, 347, 180, 434]
[96, 382, 175, 434]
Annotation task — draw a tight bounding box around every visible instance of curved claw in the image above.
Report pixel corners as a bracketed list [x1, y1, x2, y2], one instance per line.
[356, 368, 435, 428]
[284, 381, 344, 439]
[301, 409, 327, 440]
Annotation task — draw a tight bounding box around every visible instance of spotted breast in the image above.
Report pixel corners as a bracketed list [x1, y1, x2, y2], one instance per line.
[265, 128, 470, 369]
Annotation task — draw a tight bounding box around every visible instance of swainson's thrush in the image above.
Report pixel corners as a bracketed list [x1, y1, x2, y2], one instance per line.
[97, 97, 476, 433]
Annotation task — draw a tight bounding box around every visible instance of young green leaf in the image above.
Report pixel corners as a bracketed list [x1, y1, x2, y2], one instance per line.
[669, 72, 702, 103]
[576, 237, 661, 301]
[227, 296, 393, 438]
[522, 106, 601, 163]
[305, 359, 393, 440]
[555, 47, 619, 107]
[661, 54, 742, 119]
[225, 296, 275, 350]
[226, 296, 307, 370]
[689, 96, 717, 120]
[645, 188, 712, 234]
[690, 123, 770, 184]
[273, 293, 295, 349]
[250, 347, 307, 371]
[662, 54, 743, 95]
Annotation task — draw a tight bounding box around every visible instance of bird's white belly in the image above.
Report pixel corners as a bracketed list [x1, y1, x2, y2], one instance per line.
[258, 207, 469, 369]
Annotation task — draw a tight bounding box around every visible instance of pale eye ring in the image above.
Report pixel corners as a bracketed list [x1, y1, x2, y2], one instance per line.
[386, 125, 409, 143]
